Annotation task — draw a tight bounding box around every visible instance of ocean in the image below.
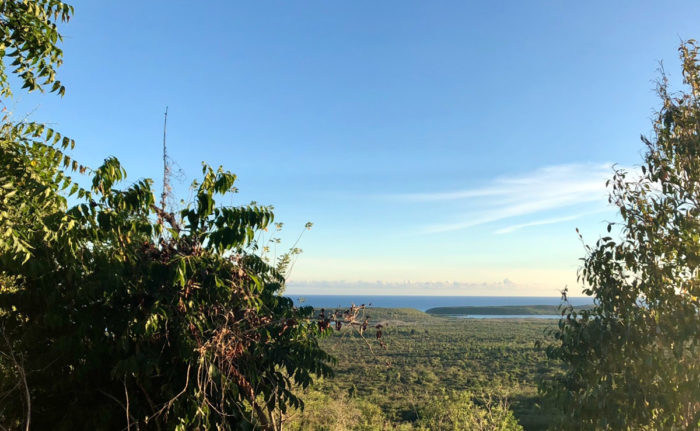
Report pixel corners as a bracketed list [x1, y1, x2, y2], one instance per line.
[286, 295, 593, 313]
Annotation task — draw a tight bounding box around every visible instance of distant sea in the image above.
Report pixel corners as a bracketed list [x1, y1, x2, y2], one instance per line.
[286, 295, 593, 313]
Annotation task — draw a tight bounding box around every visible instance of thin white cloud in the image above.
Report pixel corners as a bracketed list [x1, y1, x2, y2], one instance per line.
[494, 215, 581, 235]
[424, 193, 606, 233]
[493, 209, 609, 234]
[391, 163, 619, 234]
[397, 163, 611, 202]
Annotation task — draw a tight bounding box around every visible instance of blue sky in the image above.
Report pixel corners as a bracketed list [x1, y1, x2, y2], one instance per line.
[10, 1, 700, 295]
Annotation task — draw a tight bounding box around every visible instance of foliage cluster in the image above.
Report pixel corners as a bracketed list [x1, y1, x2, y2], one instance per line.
[417, 391, 523, 431]
[543, 41, 700, 430]
[0, 153, 334, 430]
[287, 390, 388, 431]
[0, 0, 71, 96]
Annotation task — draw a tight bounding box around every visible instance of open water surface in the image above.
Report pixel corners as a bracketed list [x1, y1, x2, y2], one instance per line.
[287, 295, 593, 313]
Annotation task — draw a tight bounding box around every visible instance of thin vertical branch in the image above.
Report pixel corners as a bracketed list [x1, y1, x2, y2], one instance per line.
[159, 106, 170, 219]
[19, 357, 30, 431]
[124, 376, 131, 431]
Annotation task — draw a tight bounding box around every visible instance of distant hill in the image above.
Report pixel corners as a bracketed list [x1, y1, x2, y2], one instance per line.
[426, 304, 592, 315]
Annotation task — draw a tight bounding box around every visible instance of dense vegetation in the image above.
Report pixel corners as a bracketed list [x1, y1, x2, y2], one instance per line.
[543, 41, 700, 430]
[426, 305, 591, 315]
[287, 308, 556, 430]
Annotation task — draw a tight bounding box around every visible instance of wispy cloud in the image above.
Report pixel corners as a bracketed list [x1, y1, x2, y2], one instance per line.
[391, 163, 617, 234]
[493, 209, 609, 234]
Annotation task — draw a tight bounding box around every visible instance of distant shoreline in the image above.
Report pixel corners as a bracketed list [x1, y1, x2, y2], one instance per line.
[426, 304, 593, 315]
[289, 295, 594, 312]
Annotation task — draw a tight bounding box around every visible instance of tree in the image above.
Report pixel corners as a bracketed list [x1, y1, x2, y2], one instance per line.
[0, 2, 334, 429]
[286, 389, 388, 431]
[1, 158, 334, 430]
[417, 391, 523, 431]
[542, 41, 700, 430]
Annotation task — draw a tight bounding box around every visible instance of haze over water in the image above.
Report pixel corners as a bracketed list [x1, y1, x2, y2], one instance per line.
[290, 295, 593, 312]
